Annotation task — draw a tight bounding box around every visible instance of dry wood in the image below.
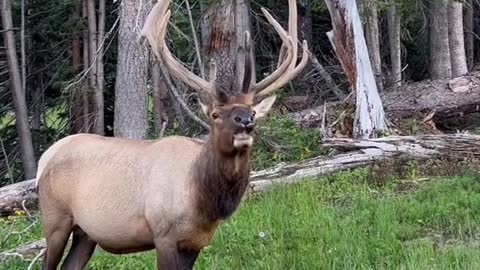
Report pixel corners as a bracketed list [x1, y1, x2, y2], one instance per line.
[288, 71, 480, 129]
[324, 0, 387, 138]
[0, 179, 37, 216]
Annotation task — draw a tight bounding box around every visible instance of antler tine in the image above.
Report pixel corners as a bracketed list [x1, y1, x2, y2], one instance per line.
[241, 31, 253, 93]
[287, 0, 298, 69]
[251, 0, 308, 97]
[251, 8, 295, 93]
[256, 40, 309, 99]
[142, 0, 214, 95]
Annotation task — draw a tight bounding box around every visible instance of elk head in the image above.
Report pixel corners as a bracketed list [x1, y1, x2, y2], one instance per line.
[142, 0, 309, 155]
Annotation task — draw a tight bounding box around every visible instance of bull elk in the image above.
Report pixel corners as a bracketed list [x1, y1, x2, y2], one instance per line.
[36, 0, 308, 268]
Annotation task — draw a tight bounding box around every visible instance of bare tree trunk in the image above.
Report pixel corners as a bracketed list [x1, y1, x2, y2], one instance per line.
[464, 0, 474, 71]
[81, 0, 91, 133]
[114, 0, 150, 139]
[235, 0, 254, 87]
[20, 0, 26, 96]
[1, 0, 37, 179]
[429, 0, 451, 79]
[203, 0, 238, 95]
[72, 1, 84, 133]
[87, 0, 102, 134]
[387, 0, 402, 87]
[325, 0, 388, 139]
[362, 0, 383, 91]
[94, 0, 106, 135]
[448, 1, 468, 77]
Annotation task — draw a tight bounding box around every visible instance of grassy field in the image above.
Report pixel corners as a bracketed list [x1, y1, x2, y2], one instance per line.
[2, 169, 480, 269]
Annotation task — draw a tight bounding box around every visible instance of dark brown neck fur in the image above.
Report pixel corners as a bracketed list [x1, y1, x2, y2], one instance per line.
[192, 139, 251, 223]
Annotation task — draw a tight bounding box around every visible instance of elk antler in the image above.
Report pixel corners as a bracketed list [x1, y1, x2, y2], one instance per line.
[141, 0, 216, 99]
[142, 0, 308, 103]
[250, 0, 310, 99]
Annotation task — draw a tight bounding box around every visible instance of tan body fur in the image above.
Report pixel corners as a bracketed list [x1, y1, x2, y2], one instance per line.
[38, 134, 218, 254]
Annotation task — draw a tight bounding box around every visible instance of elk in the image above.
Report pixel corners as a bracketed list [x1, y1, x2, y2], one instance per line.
[36, 0, 308, 269]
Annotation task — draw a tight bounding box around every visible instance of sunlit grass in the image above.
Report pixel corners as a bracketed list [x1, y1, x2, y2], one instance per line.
[2, 170, 480, 269]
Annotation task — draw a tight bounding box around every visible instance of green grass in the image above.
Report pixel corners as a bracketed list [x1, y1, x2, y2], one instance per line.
[2, 170, 480, 269]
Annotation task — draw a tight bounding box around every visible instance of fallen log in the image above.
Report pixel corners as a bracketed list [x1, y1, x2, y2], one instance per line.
[3, 134, 479, 216]
[323, 134, 480, 159]
[288, 72, 480, 129]
[0, 179, 37, 217]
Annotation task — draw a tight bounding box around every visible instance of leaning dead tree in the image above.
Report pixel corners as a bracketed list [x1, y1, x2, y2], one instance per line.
[325, 0, 388, 139]
[2, 134, 480, 216]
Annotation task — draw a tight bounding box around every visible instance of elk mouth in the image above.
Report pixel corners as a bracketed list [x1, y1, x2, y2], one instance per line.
[233, 131, 253, 148]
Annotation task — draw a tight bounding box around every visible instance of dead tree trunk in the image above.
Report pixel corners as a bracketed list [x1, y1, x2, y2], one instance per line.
[203, 0, 238, 95]
[235, 0, 254, 86]
[361, 0, 383, 91]
[325, 0, 388, 139]
[114, 0, 151, 139]
[1, 0, 37, 179]
[94, 0, 106, 135]
[448, 1, 468, 77]
[72, 1, 84, 133]
[464, 0, 474, 71]
[388, 0, 401, 87]
[3, 134, 480, 215]
[429, 0, 451, 79]
[81, 0, 91, 132]
[87, 0, 99, 133]
[288, 71, 480, 129]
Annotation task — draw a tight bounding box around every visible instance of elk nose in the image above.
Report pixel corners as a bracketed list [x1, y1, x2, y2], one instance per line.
[234, 113, 254, 128]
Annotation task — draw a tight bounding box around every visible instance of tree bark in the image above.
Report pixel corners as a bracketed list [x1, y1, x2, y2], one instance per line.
[288, 71, 480, 128]
[387, 0, 402, 87]
[203, 0, 238, 95]
[87, 0, 97, 108]
[3, 134, 480, 215]
[1, 0, 37, 179]
[429, 0, 451, 79]
[94, 0, 106, 135]
[361, 0, 383, 91]
[72, 1, 84, 133]
[448, 1, 468, 77]
[464, 0, 474, 71]
[81, 0, 91, 133]
[235, 0, 254, 87]
[114, 0, 150, 139]
[325, 0, 388, 138]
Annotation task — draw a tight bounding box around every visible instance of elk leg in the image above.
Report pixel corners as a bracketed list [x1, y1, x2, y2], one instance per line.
[154, 238, 179, 270]
[178, 248, 200, 270]
[42, 216, 72, 270]
[60, 227, 97, 270]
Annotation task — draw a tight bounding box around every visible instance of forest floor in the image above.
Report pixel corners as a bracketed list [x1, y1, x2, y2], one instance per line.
[2, 168, 480, 269]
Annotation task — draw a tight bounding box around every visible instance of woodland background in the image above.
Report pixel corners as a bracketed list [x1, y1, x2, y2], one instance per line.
[1, 0, 480, 187]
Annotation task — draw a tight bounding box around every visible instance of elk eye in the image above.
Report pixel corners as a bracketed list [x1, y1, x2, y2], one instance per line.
[212, 112, 219, 119]
[252, 111, 256, 116]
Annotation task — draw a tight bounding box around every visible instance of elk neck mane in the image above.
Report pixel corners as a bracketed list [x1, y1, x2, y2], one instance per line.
[191, 136, 251, 223]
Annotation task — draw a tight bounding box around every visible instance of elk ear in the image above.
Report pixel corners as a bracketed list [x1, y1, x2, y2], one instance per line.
[253, 95, 277, 119]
